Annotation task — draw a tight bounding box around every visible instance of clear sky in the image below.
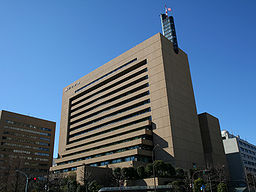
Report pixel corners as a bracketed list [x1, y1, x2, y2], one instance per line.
[0, 0, 255, 158]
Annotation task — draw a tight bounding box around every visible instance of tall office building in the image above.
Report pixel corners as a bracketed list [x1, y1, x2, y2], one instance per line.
[52, 33, 205, 174]
[0, 110, 55, 190]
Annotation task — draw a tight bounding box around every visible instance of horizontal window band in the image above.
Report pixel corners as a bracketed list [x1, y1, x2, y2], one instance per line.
[2, 130, 50, 144]
[70, 74, 148, 116]
[1, 135, 50, 148]
[5, 120, 52, 132]
[3, 125, 51, 136]
[54, 155, 152, 173]
[71, 59, 147, 105]
[68, 108, 151, 142]
[75, 58, 137, 94]
[65, 125, 151, 152]
[70, 91, 150, 125]
[58, 144, 153, 166]
[70, 83, 149, 119]
[71, 67, 148, 111]
[67, 116, 151, 148]
[63, 134, 152, 158]
[69, 100, 150, 132]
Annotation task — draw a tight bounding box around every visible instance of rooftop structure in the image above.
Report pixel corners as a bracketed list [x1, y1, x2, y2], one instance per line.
[160, 7, 179, 54]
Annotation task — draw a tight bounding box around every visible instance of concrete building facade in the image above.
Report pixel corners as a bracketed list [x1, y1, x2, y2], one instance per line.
[52, 33, 205, 173]
[0, 110, 55, 189]
[222, 130, 256, 183]
[198, 113, 227, 170]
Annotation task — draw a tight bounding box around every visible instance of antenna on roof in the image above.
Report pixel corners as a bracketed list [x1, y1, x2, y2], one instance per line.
[165, 4, 172, 16]
[160, 5, 179, 54]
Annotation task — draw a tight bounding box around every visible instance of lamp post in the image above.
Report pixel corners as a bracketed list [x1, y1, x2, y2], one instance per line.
[152, 144, 159, 192]
[16, 170, 29, 192]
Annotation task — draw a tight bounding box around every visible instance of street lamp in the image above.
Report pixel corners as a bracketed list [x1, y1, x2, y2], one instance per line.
[152, 144, 160, 192]
[16, 170, 29, 192]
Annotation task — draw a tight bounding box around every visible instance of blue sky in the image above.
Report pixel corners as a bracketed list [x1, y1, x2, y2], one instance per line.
[0, 0, 255, 158]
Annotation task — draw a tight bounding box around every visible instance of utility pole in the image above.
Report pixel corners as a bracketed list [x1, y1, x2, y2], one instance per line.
[208, 174, 213, 192]
[45, 170, 49, 192]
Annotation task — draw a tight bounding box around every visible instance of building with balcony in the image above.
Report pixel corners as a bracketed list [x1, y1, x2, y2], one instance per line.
[52, 33, 206, 173]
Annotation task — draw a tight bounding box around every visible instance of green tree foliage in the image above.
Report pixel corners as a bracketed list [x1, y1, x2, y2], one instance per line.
[189, 168, 197, 179]
[88, 180, 102, 192]
[112, 167, 122, 186]
[193, 177, 204, 192]
[153, 160, 166, 177]
[67, 179, 77, 192]
[28, 171, 107, 192]
[113, 167, 122, 180]
[175, 168, 185, 179]
[121, 167, 138, 180]
[137, 166, 146, 179]
[171, 180, 185, 192]
[152, 160, 176, 178]
[128, 167, 138, 179]
[29, 172, 78, 192]
[165, 163, 176, 178]
[217, 182, 227, 192]
[76, 185, 82, 192]
[204, 167, 228, 191]
[121, 168, 129, 180]
[132, 161, 176, 179]
[145, 163, 153, 177]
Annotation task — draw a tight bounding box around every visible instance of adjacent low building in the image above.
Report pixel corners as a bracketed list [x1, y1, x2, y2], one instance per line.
[0, 110, 56, 190]
[222, 130, 256, 186]
[198, 113, 227, 170]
